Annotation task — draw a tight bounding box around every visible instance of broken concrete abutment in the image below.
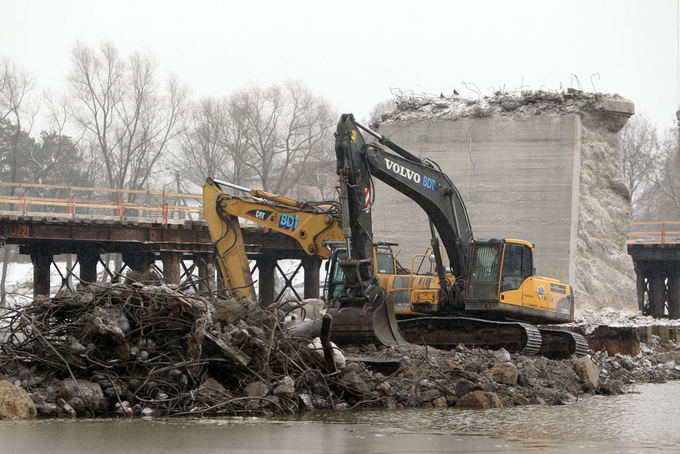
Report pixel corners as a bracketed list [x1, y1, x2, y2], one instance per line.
[373, 90, 636, 311]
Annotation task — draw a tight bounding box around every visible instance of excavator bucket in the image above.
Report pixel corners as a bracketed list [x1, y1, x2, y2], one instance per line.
[327, 295, 408, 347]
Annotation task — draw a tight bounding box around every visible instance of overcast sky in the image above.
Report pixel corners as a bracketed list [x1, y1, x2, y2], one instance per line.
[1, 0, 678, 131]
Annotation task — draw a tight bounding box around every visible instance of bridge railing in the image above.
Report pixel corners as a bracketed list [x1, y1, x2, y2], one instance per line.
[628, 221, 680, 246]
[0, 182, 203, 225]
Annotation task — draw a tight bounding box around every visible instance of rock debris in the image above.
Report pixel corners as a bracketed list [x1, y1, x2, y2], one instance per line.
[1, 288, 678, 419]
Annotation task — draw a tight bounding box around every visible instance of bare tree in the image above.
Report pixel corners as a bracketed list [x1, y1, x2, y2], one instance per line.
[0, 59, 37, 183]
[22, 93, 96, 195]
[222, 93, 255, 186]
[0, 58, 36, 306]
[178, 82, 335, 196]
[0, 59, 35, 126]
[652, 126, 680, 219]
[68, 42, 187, 198]
[239, 81, 335, 195]
[177, 97, 245, 185]
[620, 114, 659, 214]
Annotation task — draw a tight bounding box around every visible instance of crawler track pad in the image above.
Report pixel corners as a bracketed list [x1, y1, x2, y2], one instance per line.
[398, 317, 541, 356]
[538, 329, 589, 359]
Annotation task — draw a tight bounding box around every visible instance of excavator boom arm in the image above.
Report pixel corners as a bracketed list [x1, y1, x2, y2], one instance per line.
[214, 193, 342, 258]
[364, 145, 474, 277]
[203, 178, 345, 304]
[203, 179, 256, 302]
[337, 114, 474, 277]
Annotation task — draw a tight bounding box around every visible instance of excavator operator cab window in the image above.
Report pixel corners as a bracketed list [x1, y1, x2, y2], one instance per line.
[466, 242, 502, 301]
[375, 252, 395, 275]
[500, 243, 533, 292]
[328, 249, 347, 299]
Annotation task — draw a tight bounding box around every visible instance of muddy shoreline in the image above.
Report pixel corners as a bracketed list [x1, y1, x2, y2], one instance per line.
[1, 284, 679, 419]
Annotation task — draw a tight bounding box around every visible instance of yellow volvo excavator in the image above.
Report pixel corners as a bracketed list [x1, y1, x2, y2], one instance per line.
[329, 114, 587, 357]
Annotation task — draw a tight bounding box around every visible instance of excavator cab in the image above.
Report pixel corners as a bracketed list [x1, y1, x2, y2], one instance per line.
[465, 239, 573, 323]
[325, 248, 347, 302]
[466, 239, 532, 302]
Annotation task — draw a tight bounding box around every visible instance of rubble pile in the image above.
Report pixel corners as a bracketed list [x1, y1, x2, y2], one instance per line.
[0, 284, 355, 417]
[592, 337, 680, 387]
[378, 89, 626, 124]
[1, 288, 679, 418]
[340, 336, 680, 410]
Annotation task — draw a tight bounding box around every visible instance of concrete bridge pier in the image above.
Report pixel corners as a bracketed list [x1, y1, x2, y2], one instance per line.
[122, 252, 157, 282]
[161, 252, 181, 285]
[77, 251, 99, 284]
[302, 257, 322, 299]
[256, 257, 276, 307]
[194, 253, 216, 295]
[635, 267, 646, 313]
[629, 244, 680, 319]
[31, 251, 52, 297]
[668, 270, 680, 319]
[648, 272, 666, 318]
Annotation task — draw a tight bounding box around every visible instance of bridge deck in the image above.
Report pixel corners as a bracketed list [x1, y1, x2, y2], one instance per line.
[0, 213, 305, 259]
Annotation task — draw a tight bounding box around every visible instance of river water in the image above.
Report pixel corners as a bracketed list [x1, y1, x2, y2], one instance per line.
[1, 381, 679, 454]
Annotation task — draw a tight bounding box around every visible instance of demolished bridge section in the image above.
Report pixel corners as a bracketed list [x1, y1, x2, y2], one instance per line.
[372, 90, 636, 310]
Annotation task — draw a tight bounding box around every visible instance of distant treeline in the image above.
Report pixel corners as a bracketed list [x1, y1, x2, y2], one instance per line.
[0, 42, 339, 205]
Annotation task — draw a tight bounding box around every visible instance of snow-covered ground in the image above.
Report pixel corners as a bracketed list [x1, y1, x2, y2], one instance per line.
[573, 307, 680, 334]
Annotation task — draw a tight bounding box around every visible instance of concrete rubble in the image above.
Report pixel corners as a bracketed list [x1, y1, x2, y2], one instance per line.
[1, 288, 679, 418]
[376, 90, 637, 310]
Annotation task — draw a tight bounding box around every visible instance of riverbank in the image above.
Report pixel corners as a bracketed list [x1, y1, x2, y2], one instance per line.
[1, 283, 679, 419]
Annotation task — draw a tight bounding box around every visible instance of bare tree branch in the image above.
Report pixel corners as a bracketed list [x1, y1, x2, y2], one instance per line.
[68, 42, 186, 201]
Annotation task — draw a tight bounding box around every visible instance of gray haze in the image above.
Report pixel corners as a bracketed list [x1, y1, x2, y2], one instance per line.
[0, 0, 678, 129]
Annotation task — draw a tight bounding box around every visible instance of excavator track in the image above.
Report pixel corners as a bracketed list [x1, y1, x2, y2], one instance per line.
[538, 329, 589, 359]
[397, 317, 542, 356]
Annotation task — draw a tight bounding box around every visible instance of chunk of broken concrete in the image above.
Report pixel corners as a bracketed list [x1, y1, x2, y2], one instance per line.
[0, 380, 36, 419]
[602, 378, 624, 395]
[199, 377, 228, 395]
[492, 362, 519, 385]
[341, 371, 371, 395]
[494, 348, 512, 363]
[214, 298, 249, 324]
[298, 393, 314, 411]
[432, 396, 448, 408]
[57, 379, 108, 413]
[573, 356, 600, 390]
[454, 378, 478, 397]
[304, 337, 346, 369]
[455, 390, 503, 409]
[273, 376, 296, 396]
[245, 381, 269, 398]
